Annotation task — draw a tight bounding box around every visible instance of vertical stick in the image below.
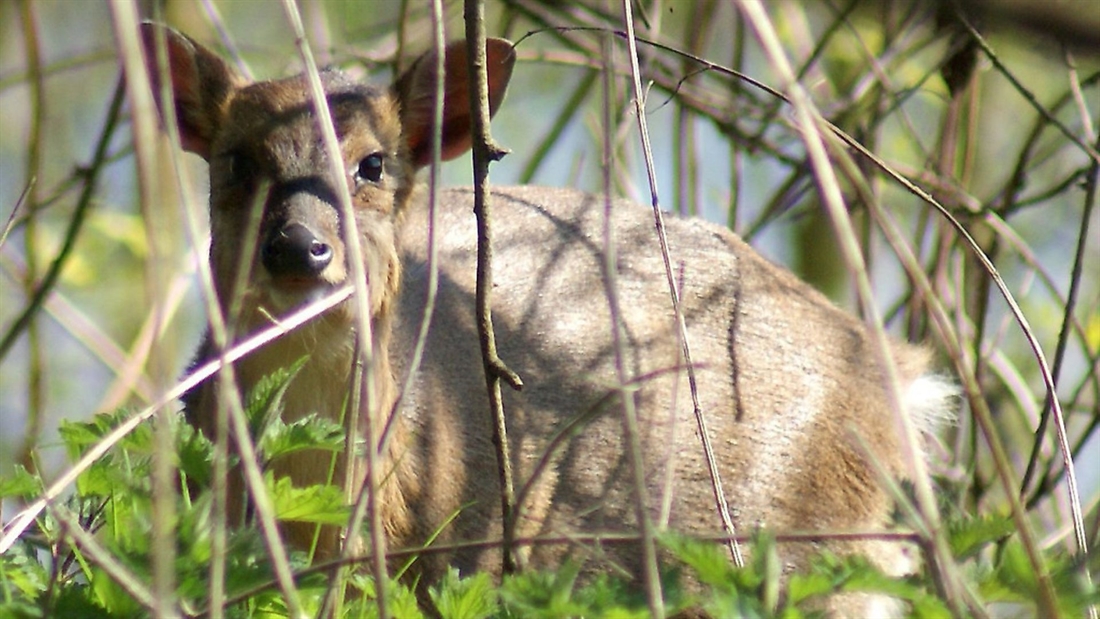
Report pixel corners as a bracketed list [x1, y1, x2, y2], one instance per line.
[601, 10, 663, 616]
[110, 6, 178, 617]
[463, 0, 523, 574]
[278, 3, 388, 618]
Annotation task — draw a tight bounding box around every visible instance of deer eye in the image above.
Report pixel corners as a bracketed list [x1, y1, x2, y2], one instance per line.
[354, 153, 384, 184]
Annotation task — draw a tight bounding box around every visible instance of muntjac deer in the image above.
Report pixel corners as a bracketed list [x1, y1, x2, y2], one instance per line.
[143, 24, 955, 616]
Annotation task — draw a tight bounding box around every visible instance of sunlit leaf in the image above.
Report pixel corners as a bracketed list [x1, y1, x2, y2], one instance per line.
[0, 465, 40, 499]
[261, 413, 346, 462]
[267, 473, 349, 525]
[429, 568, 496, 619]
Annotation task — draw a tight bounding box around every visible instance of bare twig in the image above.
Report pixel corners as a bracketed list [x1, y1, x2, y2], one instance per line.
[955, 12, 1100, 165]
[110, 6, 179, 616]
[143, 16, 236, 617]
[600, 12, 663, 616]
[620, 0, 744, 575]
[0, 40, 125, 367]
[13, 0, 45, 478]
[278, 3, 388, 617]
[735, 1, 971, 614]
[464, 0, 522, 575]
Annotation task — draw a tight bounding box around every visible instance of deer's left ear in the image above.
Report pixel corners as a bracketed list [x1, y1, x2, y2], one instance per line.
[140, 23, 249, 160]
[394, 38, 516, 169]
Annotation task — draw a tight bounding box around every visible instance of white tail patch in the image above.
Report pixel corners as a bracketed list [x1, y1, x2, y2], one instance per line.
[905, 374, 960, 437]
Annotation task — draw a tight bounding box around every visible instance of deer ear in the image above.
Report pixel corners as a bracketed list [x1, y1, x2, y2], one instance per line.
[140, 23, 247, 160]
[395, 38, 516, 169]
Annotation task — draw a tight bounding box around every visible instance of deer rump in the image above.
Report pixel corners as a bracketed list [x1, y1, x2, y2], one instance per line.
[391, 184, 939, 584]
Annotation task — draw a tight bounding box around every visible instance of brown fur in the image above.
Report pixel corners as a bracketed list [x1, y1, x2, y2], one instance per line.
[143, 24, 954, 617]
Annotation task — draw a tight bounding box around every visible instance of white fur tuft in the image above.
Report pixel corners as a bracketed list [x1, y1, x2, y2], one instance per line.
[904, 374, 960, 435]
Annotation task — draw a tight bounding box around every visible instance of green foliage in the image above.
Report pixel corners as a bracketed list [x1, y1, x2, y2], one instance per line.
[1, 543, 48, 613]
[429, 568, 496, 619]
[498, 561, 649, 618]
[176, 419, 215, 488]
[58, 409, 154, 459]
[0, 370, 327, 618]
[3, 408, 1097, 619]
[334, 573, 425, 619]
[1, 381, 1093, 618]
[260, 414, 347, 463]
[246, 357, 308, 445]
[978, 537, 1099, 616]
[661, 531, 800, 618]
[267, 474, 349, 525]
[947, 513, 1015, 560]
[0, 466, 40, 500]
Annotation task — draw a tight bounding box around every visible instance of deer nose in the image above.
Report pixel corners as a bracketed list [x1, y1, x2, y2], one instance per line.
[262, 223, 333, 279]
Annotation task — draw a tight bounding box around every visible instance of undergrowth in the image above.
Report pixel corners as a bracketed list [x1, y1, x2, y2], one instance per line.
[2, 402, 1095, 617]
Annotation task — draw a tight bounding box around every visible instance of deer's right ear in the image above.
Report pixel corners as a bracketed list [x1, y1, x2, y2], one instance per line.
[139, 23, 246, 160]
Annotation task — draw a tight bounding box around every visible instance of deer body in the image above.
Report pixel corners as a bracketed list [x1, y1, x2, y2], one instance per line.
[144, 25, 953, 616]
[393, 186, 944, 580]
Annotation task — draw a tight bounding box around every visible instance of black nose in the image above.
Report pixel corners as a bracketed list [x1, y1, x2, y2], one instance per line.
[262, 223, 333, 279]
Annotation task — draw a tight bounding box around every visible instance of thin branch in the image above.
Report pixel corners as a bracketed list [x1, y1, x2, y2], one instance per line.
[0, 285, 352, 552]
[955, 11, 1100, 165]
[620, 0, 743, 574]
[603, 9, 663, 616]
[111, 7, 180, 615]
[464, 0, 521, 575]
[0, 78, 124, 366]
[279, 3, 388, 618]
[735, 1, 970, 614]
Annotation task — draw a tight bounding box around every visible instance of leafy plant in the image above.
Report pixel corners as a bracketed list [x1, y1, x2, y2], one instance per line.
[1, 416, 1096, 616]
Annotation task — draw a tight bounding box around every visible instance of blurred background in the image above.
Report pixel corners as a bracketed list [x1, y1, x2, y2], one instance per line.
[1, 0, 1097, 558]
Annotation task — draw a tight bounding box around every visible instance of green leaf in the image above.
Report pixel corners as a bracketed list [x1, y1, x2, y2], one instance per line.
[499, 562, 589, 618]
[344, 576, 425, 619]
[794, 552, 950, 616]
[175, 418, 215, 488]
[246, 357, 308, 441]
[908, 594, 953, 619]
[74, 459, 120, 497]
[429, 568, 497, 619]
[90, 564, 143, 616]
[0, 601, 45, 619]
[572, 573, 649, 618]
[787, 568, 840, 605]
[52, 585, 113, 619]
[660, 532, 747, 593]
[994, 538, 1038, 599]
[806, 553, 916, 600]
[59, 409, 152, 460]
[1, 542, 48, 602]
[260, 413, 346, 462]
[0, 466, 40, 499]
[948, 513, 1014, 560]
[220, 531, 282, 598]
[982, 537, 1100, 615]
[267, 474, 349, 525]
